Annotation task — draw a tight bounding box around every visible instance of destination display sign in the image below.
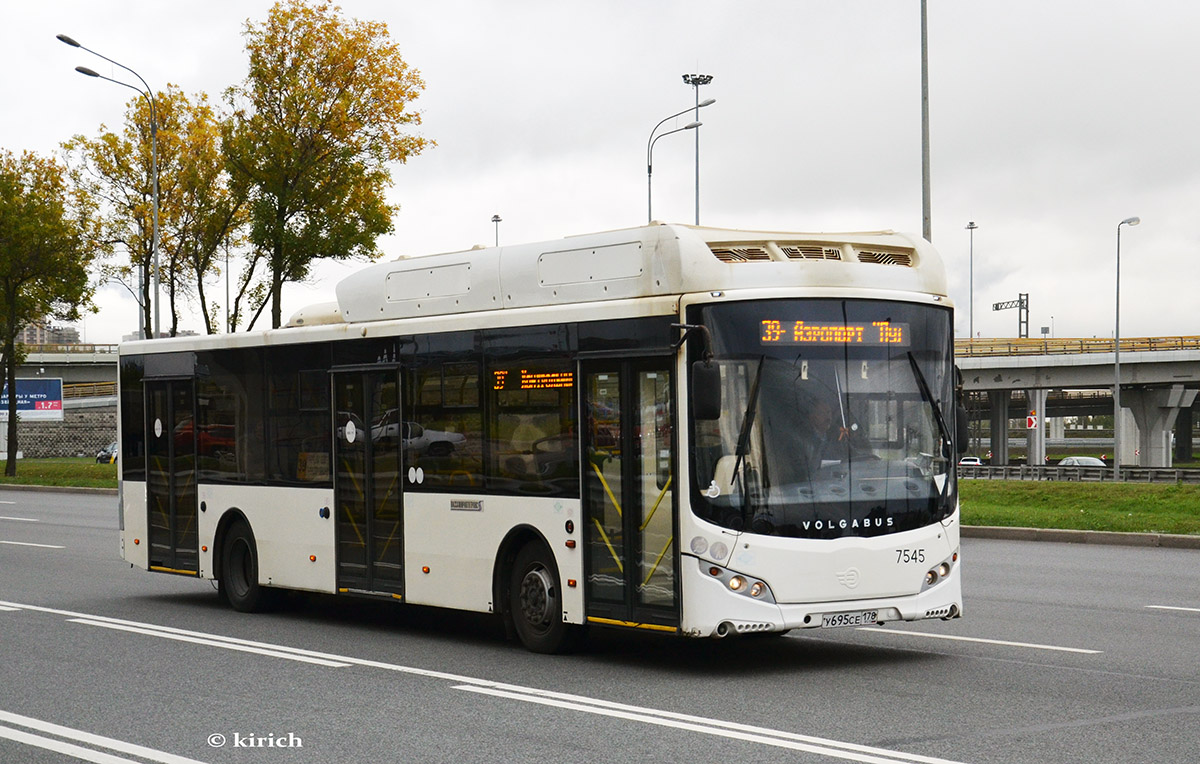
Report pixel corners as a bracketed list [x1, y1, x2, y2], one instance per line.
[492, 368, 574, 391]
[760, 320, 909, 347]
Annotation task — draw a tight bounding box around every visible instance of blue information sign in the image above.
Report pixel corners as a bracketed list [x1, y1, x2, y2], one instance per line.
[0, 378, 65, 421]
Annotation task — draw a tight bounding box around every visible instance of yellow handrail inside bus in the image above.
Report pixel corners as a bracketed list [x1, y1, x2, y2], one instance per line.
[642, 536, 674, 587]
[638, 475, 672, 531]
[590, 462, 622, 518]
[338, 458, 366, 547]
[591, 518, 623, 574]
[375, 472, 401, 557]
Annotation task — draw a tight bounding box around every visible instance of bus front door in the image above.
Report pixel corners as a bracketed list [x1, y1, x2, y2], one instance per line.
[333, 370, 404, 597]
[145, 379, 199, 575]
[582, 362, 678, 631]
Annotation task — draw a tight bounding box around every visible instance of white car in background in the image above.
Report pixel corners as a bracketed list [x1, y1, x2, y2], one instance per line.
[1058, 456, 1107, 467]
[371, 409, 465, 455]
[957, 456, 983, 467]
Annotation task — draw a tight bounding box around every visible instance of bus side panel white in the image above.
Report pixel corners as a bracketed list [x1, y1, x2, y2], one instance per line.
[403, 493, 584, 621]
[198, 484, 336, 593]
[121, 481, 149, 569]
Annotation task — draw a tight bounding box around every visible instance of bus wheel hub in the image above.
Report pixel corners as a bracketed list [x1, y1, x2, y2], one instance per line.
[519, 568, 555, 627]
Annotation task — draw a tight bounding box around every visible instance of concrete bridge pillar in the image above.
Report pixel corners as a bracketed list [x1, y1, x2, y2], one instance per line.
[989, 391, 1010, 465]
[1176, 404, 1194, 463]
[1121, 384, 1199, 467]
[1025, 388, 1048, 465]
[1047, 411, 1065, 439]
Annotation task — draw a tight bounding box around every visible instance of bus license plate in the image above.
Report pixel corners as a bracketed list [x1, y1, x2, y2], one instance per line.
[821, 610, 878, 629]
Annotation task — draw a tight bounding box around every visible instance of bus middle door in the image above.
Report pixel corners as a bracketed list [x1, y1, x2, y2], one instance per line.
[582, 360, 678, 631]
[333, 368, 404, 597]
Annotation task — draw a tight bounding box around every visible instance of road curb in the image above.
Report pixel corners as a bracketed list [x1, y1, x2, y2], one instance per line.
[0, 484, 117, 496]
[963, 525, 1200, 550]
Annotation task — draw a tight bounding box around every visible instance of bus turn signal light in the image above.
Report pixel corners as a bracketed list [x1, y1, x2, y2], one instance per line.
[422, 566, 430, 574]
[309, 555, 317, 562]
[565, 539, 576, 549]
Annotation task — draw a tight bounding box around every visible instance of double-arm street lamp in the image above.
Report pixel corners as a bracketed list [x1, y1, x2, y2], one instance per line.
[647, 99, 714, 224]
[1113, 215, 1140, 479]
[57, 33, 161, 340]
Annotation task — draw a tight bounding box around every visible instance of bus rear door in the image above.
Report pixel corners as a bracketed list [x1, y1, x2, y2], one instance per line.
[145, 379, 199, 576]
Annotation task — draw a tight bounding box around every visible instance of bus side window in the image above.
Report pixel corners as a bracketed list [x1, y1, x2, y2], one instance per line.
[406, 362, 484, 490]
[488, 360, 579, 497]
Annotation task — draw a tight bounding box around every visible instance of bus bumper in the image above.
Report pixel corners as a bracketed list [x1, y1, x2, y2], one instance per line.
[679, 553, 963, 638]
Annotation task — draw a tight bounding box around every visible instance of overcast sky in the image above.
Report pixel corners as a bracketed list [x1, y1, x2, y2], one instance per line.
[3, 1, 1196, 344]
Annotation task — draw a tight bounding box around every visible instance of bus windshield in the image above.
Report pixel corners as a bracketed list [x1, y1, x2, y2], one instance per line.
[688, 298, 955, 540]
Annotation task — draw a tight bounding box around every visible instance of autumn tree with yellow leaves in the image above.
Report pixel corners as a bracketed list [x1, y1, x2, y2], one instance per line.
[224, 0, 431, 329]
[0, 150, 100, 472]
[64, 87, 244, 337]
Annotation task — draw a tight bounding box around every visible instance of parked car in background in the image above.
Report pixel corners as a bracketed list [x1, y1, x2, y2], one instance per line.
[96, 441, 118, 464]
[1058, 456, 1107, 467]
[957, 456, 983, 467]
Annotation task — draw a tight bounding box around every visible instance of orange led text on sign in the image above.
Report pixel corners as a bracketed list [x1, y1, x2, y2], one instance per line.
[760, 320, 908, 346]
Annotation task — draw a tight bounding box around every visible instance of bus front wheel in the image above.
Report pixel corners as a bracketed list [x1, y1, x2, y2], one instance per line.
[219, 520, 273, 612]
[509, 541, 575, 654]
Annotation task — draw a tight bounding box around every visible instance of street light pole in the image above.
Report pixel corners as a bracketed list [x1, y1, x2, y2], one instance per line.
[647, 99, 713, 224]
[58, 34, 161, 340]
[966, 221, 977, 339]
[491, 214, 502, 247]
[1113, 215, 1140, 480]
[682, 73, 712, 225]
[920, 1, 932, 242]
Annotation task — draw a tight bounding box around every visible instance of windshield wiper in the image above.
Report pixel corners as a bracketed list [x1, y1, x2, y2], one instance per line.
[907, 352, 953, 509]
[731, 356, 766, 528]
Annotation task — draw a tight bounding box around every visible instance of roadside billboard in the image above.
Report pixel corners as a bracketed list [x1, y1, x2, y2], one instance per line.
[0, 378, 65, 421]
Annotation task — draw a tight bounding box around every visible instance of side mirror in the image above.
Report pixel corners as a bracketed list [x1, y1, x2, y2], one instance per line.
[692, 362, 721, 421]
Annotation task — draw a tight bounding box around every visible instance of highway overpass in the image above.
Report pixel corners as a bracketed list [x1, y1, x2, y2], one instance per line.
[957, 336, 1200, 468]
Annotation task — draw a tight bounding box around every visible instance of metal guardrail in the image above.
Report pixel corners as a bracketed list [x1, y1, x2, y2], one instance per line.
[956, 335, 1200, 358]
[960, 465, 1200, 484]
[18, 343, 119, 355]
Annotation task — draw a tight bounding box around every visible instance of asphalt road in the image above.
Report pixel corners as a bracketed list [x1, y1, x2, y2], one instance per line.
[1, 489, 1197, 764]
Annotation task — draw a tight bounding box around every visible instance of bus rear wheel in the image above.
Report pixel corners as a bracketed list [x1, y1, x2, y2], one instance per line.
[219, 520, 273, 612]
[509, 541, 575, 654]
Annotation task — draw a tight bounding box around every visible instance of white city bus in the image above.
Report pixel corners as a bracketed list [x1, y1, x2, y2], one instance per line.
[117, 223, 965, 653]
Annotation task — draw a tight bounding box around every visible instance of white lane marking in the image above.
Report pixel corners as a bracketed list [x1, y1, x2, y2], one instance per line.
[0, 606, 20, 612]
[0, 710, 209, 764]
[69, 620, 351, 668]
[0, 540, 64, 549]
[2, 600, 962, 762]
[0, 500, 17, 504]
[1147, 605, 1200, 614]
[0, 726, 139, 764]
[0, 515, 37, 521]
[858, 627, 1102, 654]
[455, 685, 967, 764]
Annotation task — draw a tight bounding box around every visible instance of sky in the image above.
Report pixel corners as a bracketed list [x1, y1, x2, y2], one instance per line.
[2, 1, 1197, 344]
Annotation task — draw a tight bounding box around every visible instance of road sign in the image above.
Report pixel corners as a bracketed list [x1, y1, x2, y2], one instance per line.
[1026, 411, 1038, 429]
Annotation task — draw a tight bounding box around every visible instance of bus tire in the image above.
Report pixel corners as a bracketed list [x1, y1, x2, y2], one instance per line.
[219, 520, 273, 613]
[509, 541, 574, 654]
